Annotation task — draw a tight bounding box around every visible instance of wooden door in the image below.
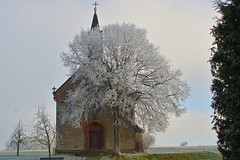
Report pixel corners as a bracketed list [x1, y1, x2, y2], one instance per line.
[89, 123, 103, 149]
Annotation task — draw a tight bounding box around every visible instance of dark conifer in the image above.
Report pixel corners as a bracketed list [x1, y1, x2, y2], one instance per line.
[210, 0, 240, 159]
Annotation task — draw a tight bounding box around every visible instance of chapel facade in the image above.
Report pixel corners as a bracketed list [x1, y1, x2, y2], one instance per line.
[53, 4, 143, 155]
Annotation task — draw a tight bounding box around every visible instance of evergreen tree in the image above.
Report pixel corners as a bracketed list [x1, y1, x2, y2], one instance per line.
[210, 0, 240, 159]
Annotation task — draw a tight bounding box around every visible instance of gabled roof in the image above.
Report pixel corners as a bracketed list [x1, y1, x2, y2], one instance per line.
[52, 76, 72, 101]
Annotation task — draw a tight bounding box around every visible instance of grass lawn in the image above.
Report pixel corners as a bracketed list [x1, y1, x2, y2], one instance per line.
[0, 150, 222, 160]
[102, 152, 222, 160]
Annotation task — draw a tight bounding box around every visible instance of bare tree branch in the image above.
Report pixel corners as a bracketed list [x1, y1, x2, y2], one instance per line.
[32, 105, 56, 158]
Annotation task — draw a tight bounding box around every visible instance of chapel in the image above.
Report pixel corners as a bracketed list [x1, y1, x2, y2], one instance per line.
[53, 4, 143, 155]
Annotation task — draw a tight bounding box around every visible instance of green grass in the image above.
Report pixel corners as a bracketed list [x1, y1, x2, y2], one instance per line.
[102, 151, 222, 160]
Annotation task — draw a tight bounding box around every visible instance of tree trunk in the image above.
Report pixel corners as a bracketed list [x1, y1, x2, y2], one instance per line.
[113, 105, 121, 155]
[17, 143, 19, 156]
[48, 144, 51, 158]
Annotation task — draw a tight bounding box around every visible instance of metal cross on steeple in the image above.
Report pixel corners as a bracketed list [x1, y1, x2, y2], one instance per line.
[93, 2, 99, 8]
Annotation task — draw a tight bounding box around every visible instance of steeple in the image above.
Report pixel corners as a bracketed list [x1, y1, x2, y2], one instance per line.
[91, 2, 99, 30]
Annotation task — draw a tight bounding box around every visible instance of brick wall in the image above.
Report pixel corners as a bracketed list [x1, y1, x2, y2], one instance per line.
[54, 78, 138, 153]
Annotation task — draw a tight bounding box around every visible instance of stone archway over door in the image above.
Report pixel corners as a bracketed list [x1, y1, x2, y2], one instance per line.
[89, 122, 104, 149]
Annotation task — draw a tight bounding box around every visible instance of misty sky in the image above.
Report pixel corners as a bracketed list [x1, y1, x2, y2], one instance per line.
[0, 0, 217, 150]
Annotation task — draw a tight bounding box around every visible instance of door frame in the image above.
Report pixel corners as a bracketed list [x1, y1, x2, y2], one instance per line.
[85, 120, 106, 150]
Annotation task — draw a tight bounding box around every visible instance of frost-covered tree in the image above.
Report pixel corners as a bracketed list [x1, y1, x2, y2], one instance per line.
[142, 132, 155, 151]
[10, 121, 27, 156]
[33, 106, 55, 158]
[61, 23, 190, 154]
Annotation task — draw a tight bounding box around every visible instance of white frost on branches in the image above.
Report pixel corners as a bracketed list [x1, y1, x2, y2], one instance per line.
[60, 23, 190, 132]
[142, 132, 156, 151]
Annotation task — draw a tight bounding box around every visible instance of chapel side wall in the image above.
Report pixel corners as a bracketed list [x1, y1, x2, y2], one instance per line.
[120, 124, 135, 151]
[55, 78, 136, 153]
[56, 122, 84, 151]
[55, 78, 85, 152]
[99, 112, 114, 151]
[56, 103, 85, 152]
[56, 102, 85, 152]
[135, 132, 143, 152]
[99, 111, 135, 152]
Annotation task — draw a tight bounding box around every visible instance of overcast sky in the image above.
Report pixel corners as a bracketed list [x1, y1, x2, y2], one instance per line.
[0, 0, 217, 150]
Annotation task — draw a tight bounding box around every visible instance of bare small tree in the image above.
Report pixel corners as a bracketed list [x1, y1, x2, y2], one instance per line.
[33, 105, 55, 158]
[10, 121, 27, 156]
[180, 141, 188, 147]
[142, 132, 155, 152]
